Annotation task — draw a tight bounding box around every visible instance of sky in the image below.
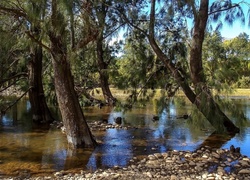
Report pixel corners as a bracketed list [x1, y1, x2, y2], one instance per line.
[220, 22, 250, 39]
[210, 0, 250, 38]
[111, 0, 250, 44]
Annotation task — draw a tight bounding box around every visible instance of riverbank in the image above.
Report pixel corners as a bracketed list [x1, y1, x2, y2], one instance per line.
[2, 145, 250, 180]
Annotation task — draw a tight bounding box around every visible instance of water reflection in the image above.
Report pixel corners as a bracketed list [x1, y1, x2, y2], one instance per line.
[0, 97, 250, 176]
[87, 129, 132, 170]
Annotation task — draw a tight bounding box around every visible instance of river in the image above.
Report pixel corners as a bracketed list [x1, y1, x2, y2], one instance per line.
[0, 96, 249, 177]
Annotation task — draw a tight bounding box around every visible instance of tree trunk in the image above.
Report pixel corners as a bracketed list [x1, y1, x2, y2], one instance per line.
[28, 25, 54, 123]
[49, 36, 97, 148]
[148, 0, 239, 134]
[96, 37, 116, 105]
[49, 0, 97, 148]
[189, 0, 239, 133]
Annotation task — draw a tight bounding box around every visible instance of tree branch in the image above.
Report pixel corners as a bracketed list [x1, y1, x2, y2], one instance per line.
[0, 73, 27, 85]
[0, 5, 27, 19]
[117, 9, 148, 37]
[103, 22, 126, 40]
[208, 4, 240, 16]
[1, 87, 31, 114]
[25, 31, 51, 52]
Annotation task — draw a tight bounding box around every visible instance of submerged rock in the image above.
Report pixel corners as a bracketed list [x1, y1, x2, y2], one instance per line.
[115, 117, 122, 124]
[152, 116, 159, 121]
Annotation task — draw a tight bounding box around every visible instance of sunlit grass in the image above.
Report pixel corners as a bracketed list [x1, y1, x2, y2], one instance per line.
[230, 89, 250, 96]
[92, 88, 250, 101]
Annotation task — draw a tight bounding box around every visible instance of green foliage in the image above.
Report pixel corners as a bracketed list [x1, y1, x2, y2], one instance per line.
[203, 31, 250, 90]
[0, 14, 29, 95]
[0, 0, 250, 109]
[235, 76, 250, 88]
[215, 95, 247, 123]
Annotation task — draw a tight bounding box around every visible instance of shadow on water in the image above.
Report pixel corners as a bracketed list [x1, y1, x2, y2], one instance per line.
[0, 97, 250, 177]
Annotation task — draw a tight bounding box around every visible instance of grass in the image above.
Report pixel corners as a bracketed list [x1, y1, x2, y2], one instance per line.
[92, 88, 250, 101]
[229, 89, 250, 96]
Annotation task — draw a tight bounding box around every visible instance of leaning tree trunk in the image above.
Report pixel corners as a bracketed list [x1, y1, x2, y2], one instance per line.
[49, 0, 97, 148]
[96, 37, 116, 105]
[49, 36, 97, 148]
[28, 25, 54, 123]
[189, 0, 239, 133]
[148, 0, 239, 134]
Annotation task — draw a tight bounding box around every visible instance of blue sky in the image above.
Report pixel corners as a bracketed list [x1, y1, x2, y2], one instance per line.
[210, 0, 250, 38]
[220, 21, 250, 38]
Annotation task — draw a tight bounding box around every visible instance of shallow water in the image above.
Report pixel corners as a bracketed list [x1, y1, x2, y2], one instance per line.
[0, 97, 250, 177]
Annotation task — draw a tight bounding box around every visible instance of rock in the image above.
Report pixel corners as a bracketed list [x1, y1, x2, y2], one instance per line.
[54, 172, 63, 177]
[238, 160, 249, 167]
[238, 169, 250, 174]
[170, 175, 177, 180]
[202, 154, 209, 159]
[153, 116, 159, 121]
[115, 117, 122, 124]
[102, 119, 108, 124]
[230, 145, 235, 153]
[166, 159, 174, 163]
[154, 153, 162, 159]
[146, 172, 153, 178]
[212, 152, 220, 159]
[207, 176, 215, 180]
[183, 114, 189, 119]
[243, 157, 250, 161]
[148, 154, 156, 160]
[235, 147, 240, 153]
[189, 161, 196, 166]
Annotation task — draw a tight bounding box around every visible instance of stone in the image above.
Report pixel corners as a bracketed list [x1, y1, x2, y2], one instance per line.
[154, 153, 162, 159]
[239, 160, 250, 167]
[170, 175, 177, 180]
[152, 116, 159, 121]
[114, 117, 122, 124]
[243, 157, 250, 161]
[166, 159, 174, 163]
[212, 152, 220, 159]
[202, 154, 209, 159]
[54, 172, 63, 177]
[113, 174, 121, 178]
[238, 169, 250, 174]
[146, 172, 153, 178]
[189, 161, 196, 166]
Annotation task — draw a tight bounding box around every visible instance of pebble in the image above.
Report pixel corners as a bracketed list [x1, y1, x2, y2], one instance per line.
[238, 169, 250, 174]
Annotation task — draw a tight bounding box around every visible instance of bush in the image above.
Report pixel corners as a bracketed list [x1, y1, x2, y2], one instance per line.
[236, 76, 250, 88]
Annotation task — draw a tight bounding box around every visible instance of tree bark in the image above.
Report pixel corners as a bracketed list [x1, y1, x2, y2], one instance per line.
[96, 37, 116, 105]
[28, 25, 54, 123]
[148, 0, 239, 134]
[189, 0, 239, 133]
[49, 0, 97, 148]
[95, 2, 116, 106]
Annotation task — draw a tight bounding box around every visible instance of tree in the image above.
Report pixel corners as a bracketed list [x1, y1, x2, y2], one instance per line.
[91, 0, 126, 105]
[48, 0, 97, 148]
[0, 1, 54, 123]
[27, 1, 54, 123]
[187, 0, 239, 133]
[223, 33, 250, 87]
[0, 0, 97, 148]
[118, 0, 244, 133]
